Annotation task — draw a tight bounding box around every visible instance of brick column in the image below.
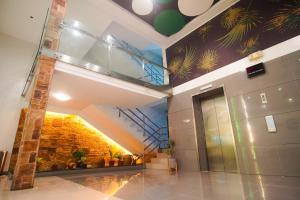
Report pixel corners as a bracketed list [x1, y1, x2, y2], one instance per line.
[11, 0, 67, 190]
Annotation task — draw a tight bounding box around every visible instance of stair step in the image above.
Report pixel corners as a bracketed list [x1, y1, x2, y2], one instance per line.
[150, 158, 169, 164]
[156, 153, 170, 158]
[146, 163, 168, 170]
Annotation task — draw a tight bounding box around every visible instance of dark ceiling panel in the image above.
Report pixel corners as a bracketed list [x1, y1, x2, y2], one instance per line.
[112, 0, 220, 36]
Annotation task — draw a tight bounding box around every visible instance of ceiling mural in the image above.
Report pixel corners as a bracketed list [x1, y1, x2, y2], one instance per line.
[112, 0, 220, 36]
[166, 0, 300, 86]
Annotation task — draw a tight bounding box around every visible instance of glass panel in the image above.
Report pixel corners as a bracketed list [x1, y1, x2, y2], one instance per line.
[110, 46, 144, 80]
[201, 98, 225, 172]
[214, 96, 238, 173]
[58, 27, 110, 73]
[41, 0, 171, 90]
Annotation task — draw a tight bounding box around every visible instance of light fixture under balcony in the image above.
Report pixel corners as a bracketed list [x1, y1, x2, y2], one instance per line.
[53, 92, 71, 101]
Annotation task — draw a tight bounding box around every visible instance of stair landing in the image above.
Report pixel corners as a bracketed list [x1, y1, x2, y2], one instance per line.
[145, 153, 170, 170]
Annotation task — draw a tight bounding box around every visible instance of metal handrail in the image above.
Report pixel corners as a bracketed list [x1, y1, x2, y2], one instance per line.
[21, 8, 50, 97]
[117, 107, 169, 152]
[117, 107, 160, 142]
[144, 127, 167, 142]
[135, 108, 161, 129]
[126, 109, 157, 133]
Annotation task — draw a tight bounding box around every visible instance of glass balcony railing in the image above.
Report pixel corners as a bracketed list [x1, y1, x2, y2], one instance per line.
[41, 22, 171, 91]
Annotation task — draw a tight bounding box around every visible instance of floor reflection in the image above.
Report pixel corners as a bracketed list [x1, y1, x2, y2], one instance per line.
[61, 170, 300, 200]
[63, 171, 142, 196]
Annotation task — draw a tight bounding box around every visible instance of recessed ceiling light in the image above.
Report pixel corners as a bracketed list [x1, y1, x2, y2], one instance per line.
[288, 98, 294, 103]
[53, 92, 71, 101]
[106, 35, 113, 44]
[73, 21, 80, 28]
[183, 119, 191, 123]
[72, 30, 80, 37]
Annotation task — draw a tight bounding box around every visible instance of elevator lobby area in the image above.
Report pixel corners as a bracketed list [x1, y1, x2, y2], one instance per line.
[0, 0, 300, 199]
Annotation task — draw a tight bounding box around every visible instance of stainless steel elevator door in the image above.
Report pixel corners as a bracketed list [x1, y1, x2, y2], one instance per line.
[201, 95, 237, 173]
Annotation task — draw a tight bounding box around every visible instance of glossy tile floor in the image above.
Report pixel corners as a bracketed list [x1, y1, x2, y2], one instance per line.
[1, 170, 300, 200]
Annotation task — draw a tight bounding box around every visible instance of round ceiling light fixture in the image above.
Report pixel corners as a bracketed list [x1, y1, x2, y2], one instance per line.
[178, 0, 214, 16]
[53, 92, 71, 101]
[132, 0, 154, 16]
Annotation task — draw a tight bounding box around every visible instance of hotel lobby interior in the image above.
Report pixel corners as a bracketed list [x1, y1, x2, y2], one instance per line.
[0, 0, 300, 199]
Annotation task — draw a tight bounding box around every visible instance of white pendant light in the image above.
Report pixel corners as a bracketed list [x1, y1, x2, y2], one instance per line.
[132, 0, 154, 16]
[178, 0, 214, 16]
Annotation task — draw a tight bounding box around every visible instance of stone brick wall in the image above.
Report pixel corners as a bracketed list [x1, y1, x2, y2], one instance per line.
[11, 56, 56, 190]
[11, 0, 67, 190]
[37, 112, 129, 171]
[9, 109, 28, 174]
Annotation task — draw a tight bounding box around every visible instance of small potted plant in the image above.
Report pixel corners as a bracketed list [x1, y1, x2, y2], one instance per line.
[131, 154, 142, 165]
[72, 149, 87, 168]
[107, 146, 115, 167]
[114, 152, 124, 166]
[123, 154, 132, 166]
[36, 157, 43, 172]
[167, 139, 177, 171]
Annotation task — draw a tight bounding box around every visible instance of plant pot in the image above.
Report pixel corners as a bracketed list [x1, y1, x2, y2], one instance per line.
[67, 162, 76, 170]
[123, 155, 132, 166]
[132, 160, 137, 166]
[169, 158, 177, 169]
[51, 164, 58, 171]
[109, 160, 115, 167]
[76, 162, 87, 169]
[99, 159, 105, 168]
[118, 160, 124, 166]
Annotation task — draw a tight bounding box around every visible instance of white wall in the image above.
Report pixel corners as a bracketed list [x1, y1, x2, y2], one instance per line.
[0, 32, 37, 171]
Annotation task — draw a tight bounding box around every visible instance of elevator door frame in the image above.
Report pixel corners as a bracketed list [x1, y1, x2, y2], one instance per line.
[192, 87, 239, 173]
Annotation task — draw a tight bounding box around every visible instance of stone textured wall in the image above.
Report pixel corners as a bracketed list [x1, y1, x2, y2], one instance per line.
[9, 109, 28, 174]
[11, 0, 67, 190]
[38, 112, 128, 171]
[11, 56, 56, 190]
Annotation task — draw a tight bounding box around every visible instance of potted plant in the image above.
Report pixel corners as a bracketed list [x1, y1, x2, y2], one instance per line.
[114, 152, 124, 166]
[72, 149, 87, 168]
[131, 154, 142, 165]
[99, 152, 105, 168]
[36, 157, 43, 172]
[123, 154, 132, 166]
[107, 146, 115, 167]
[167, 139, 177, 170]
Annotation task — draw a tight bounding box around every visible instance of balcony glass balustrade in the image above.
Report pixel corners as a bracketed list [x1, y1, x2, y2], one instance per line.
[41, 21, 171, 91]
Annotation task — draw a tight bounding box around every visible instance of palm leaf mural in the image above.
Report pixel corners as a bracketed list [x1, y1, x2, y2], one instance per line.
[197, 49, 218, 72]
[174, 46, 185, 54]
[217, 8, 261, 47]
[266, 0, 300, 31]
[221, 8, 244, 30]
[169, 47, 198, 79]
[169, 57, 182, 74]
[238, 36, 259, 56]
[198, 24, 212, 41]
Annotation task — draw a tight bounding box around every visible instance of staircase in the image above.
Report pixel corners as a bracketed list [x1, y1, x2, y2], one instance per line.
[145, 152, 170, 170]
[116, 107, 169, 154]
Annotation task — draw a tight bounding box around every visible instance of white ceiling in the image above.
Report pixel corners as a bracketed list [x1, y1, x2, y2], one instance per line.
[48, 61, 167, 112]
[0, 0, 237, 48]
[0, 0, 50, 44]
